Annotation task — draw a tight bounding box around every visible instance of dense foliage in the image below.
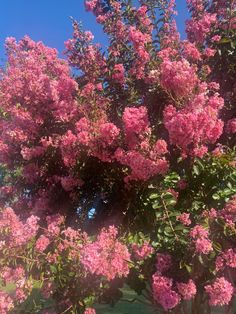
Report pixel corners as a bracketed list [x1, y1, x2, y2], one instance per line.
[0, 0, 236, 313]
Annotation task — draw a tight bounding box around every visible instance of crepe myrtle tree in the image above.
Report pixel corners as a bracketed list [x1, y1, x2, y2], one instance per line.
[0, 0, 235, 313]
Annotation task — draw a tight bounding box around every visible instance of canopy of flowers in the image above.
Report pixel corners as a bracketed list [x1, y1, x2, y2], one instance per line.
[0, 0, 235, 313]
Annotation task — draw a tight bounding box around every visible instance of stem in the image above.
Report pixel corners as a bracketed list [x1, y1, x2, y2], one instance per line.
[161, 196, 179, 241]
[9, 255, 38, 263]
[182, 302, 188, 314]
[60, 305, 73, 314]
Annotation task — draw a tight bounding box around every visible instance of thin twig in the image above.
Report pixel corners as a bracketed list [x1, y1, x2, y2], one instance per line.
[60, 305, 73, 314]
[161, 196, 179, 240]
[9, 255, 38, 263]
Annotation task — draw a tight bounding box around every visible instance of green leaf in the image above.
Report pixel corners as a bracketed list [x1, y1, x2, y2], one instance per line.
[198, 255, 204, 265]
[152, 202, 162, 209]
[213, 242, 222, 253]
[185, 264, 192, 273]
[193, 165, 200, 175]
[149, 193, 159, 200]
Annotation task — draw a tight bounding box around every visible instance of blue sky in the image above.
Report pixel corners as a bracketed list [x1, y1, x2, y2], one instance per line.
[0, 0, 188, 62]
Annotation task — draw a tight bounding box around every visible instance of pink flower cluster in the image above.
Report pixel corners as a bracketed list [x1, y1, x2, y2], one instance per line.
[177, 280, 197, 300]
[160, 59, 198, 98]
[115, 148, 168, 183]
[205, 277, 234, 306]
[132, 241, 154, 260]
[35, 235, 50, 252]
[152, 253, 197, 310]
[164, 98, 224, 157]
[216, 248, 236, 272]
[112, 64, 125, 84]
[122, 106, 150, 149]
[81, 226, 130, 280]
[128, 26, 151, 79]
[186, 13, 217, 43]
[1, 266, 25, 286]
[0, 265, 30, 308]
[0, 207, 39, 248]
[84, 308, 96, 314]
[129, 26, 151, 51]
[0, 291, 14, 314]
[226, 118, 236, 134]
[177, 213, 191, 226]
[155, 253, 172, 273]
[76, 117, 120, 162]
[182, 40, 201, 61]
[85, 0, 98, 12]
[152, 274, 180, 311]
[136, 5, 153, 33]
[190, 225, 213, 254]
[65, 23, 106, 80]
[219, 195, 236, 226]
[114, 107, 169, 182]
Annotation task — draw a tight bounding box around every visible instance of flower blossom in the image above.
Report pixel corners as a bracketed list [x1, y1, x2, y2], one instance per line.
[205, 277, 234, 306]
[35, 235, 50, 252]
[81, 226, 130, 280]
[160, 59, 198, 98]
[152, 274, 180, 311]
[132, 241, 154, 260]
[177, 279, 197, 300]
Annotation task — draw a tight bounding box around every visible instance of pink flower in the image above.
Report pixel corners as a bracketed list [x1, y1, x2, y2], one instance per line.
[129, 26, 151, 49]
[84, 308, 96, 314]
[226, 118, 236, 134]
[152, 140, 168, 156]
[211, 35, 221, 42]
[215, 256, 225, 272]
[167, 188, 179, 200]
[81, 226, 130, 280]
[35, 235, 50, 252]
[195, 237, 213, 254]
[182, 40, 201, 61]
[216, 248, 236, 271]
[223, 249, 236, 268]
[21, 146, 45, 161]
[202, 208, 217, 219]
[112, 64, 125, 84]
[186, 13, 217, 43]
[85, 0, 98, 11]
[132, 241, 154, 260]
[190, 225, 213, 254]
[99, 122, 120, 146]
[15, 288, 27, 303]
[177, 213, 191, 226]
[152, 274, 180, 311]
[123, 107, 149, 140]
[205, 277, 234, 306]
[0, 291, 14, 313]
[177, 179, 187, 190]
[115, 149, 168, 182]
[155, 253, 172, 273]
[190, 225, 209, 239]
[177, 279, 197, 300]
[160, 59, 198, 98]
[46, 214, 64, 238]
[164, 102, 223, 157]
[204, 48, 216, 57]
[84, 31, 94, 42]
[1, 266, 25, 285]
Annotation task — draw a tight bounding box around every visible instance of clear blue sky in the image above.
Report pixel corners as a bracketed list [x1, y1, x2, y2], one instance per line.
[0, 0, 188, 62]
